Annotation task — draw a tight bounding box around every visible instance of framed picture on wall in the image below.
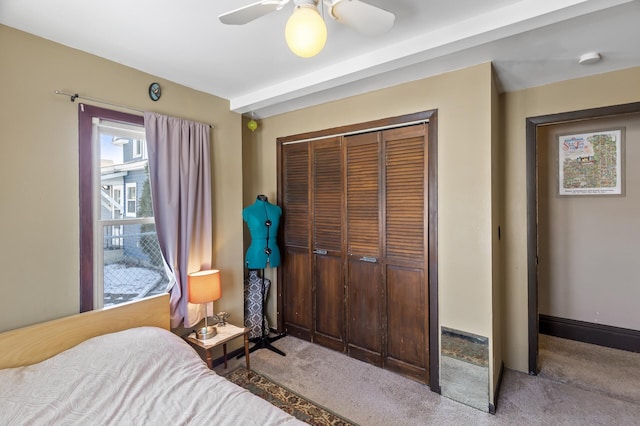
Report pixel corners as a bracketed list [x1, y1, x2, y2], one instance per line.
[558, 128, 625, 196]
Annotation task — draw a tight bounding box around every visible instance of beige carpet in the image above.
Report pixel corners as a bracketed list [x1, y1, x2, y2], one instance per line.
[538, 334, 640, 404]
[217, 335, 640, 425]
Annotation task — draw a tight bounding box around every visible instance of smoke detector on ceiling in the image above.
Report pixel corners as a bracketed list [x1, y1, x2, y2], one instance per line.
[578, 52, 601, 65]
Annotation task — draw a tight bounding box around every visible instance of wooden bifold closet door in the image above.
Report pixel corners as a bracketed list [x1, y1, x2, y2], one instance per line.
[311, 137, 344, 351]
[280, 123, 429, 383]
[345, 131, 383, 366]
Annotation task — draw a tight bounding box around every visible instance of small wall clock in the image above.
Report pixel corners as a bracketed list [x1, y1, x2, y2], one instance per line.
[148, 82, 161, 101]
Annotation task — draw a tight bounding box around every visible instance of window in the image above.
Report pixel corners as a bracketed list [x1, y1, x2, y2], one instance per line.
[132, 139, 142, 158]
[79, 105, 168, 311]
[107, 185, 123, 248]
[112, 186, 123, 219]
[126, 183, 137, 217]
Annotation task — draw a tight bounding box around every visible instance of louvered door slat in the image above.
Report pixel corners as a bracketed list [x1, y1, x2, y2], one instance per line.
[385, 134, 425, 261]
[347, 133, 380, 255]
[283, 143, 309, 248]
[313, 138, 342, 252]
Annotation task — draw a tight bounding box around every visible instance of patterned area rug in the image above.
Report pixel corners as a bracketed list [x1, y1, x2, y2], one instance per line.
[225, 367, 357, 426]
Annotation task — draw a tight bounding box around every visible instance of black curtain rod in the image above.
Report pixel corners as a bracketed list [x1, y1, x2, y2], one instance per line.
[55, 90, 144, 114]
[54, 90, 213, 128]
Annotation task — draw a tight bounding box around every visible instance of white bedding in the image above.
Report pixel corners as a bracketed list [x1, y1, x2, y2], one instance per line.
[0, 327, 304, 425]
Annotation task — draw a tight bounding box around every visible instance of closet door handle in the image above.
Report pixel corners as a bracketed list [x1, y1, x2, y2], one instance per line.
[360, 256, 377, 263]
[313, 249, 328, 255]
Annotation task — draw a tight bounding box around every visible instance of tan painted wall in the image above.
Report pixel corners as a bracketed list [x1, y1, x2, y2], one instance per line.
[246, 63, 498, 381]
[502, 66, 640, 372]
[0, 25, 244, 333]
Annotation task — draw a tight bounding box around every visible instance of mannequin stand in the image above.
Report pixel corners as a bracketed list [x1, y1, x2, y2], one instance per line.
[240, 268, 286, 357]
[248, 333, 286, 356]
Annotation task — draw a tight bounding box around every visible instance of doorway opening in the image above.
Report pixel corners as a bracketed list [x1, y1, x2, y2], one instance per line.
[526, 101, 640, 375]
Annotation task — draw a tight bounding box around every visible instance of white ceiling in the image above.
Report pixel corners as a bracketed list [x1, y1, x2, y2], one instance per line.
[1, 0, 639, 118]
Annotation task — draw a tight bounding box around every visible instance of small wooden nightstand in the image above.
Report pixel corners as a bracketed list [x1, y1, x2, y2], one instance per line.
[184, 324, 251, 370]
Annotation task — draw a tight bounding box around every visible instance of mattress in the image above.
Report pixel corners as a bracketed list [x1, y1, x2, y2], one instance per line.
[0, 326, 304, 425]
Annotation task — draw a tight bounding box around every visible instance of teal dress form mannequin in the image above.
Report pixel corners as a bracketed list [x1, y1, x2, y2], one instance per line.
[243, 195, 282, 269]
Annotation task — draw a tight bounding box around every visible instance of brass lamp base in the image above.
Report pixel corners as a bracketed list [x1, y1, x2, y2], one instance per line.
[195, 325, 217, 340]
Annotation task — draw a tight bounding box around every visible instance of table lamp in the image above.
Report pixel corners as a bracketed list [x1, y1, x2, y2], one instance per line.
[188, 269, 221, 340]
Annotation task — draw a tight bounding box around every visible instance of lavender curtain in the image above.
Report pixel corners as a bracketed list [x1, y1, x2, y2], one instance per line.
[144, 112, 212, 328]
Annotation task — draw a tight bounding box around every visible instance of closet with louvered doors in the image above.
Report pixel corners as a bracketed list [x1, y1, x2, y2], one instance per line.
[279, 122, 429, 384]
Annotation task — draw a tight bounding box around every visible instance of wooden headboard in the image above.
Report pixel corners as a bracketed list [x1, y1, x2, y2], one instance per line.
[0, 293, 170, 370]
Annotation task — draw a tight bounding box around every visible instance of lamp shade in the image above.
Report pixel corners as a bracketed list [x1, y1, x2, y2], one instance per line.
[285, 4, 327, 58]
[188, 269, 221, 304]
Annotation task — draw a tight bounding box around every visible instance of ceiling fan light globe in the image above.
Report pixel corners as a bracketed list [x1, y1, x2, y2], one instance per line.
[285, 6, 327, 58]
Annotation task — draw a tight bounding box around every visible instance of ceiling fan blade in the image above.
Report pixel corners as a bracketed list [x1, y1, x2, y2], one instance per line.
[219, 0, 290, 25]
[329, 0, 395, 36]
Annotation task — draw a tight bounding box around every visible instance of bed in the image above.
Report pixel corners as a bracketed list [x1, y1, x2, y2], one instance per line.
[0, 294, 304, 425]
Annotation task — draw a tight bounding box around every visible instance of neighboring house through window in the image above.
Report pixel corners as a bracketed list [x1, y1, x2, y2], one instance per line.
[79, 104, 168, 311]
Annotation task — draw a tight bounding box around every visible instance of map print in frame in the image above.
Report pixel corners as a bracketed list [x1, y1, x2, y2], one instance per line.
[558, 128, 624, 196]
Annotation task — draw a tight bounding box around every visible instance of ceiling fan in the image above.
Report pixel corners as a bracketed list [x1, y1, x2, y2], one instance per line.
[219, 0, 395, 57]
